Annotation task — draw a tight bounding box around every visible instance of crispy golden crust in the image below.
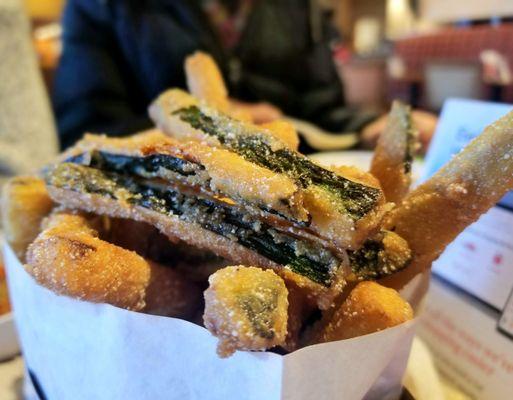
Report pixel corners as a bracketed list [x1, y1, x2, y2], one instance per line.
[1, 176, 54, 260]
[183, 141, 305, 221]
[382, 109, 513, 289]
[62, 130, 175, 160]
[313, 281, 413, 343]
[26, 212, 202, 317]
[124, 92, 392, 249]
[149, 88, 290, 152]
[26, 213, 151, 310]
[65, 132, 307, 223]
[381, 231, 412, 271]
[326, 166, 392, 249]
[301, 185, 355, 247]
[59, 131, 387, 252]
[203, 266, 289, 357]
[185, 51, 230, 113]
[260, 120, 300, 150]
[346, 230, 412, 283]
[47, 186, 278, 268]
[302, 184, 390, 251]
[149, 89, 210, 144]
[370, 101, 416, 204]
[227, 104, 253, 122]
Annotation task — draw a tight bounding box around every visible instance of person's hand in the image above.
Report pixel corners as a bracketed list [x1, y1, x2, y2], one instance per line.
[362, 110, 438, 153]
[229, 100, 282, 124]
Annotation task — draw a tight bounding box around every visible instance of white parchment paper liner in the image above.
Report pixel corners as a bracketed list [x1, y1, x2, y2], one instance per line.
[4, 243, 420, 400]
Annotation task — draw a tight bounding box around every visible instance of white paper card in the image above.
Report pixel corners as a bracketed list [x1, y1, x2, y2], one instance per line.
[4, 243, 416, 400]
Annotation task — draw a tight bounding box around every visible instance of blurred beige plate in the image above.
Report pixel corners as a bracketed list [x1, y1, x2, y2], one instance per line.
[0, 313, 20, 361]
[286, 117, 359, 151]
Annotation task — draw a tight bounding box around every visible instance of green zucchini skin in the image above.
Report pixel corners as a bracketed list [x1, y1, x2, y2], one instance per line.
[348, 240, 384, 280]
[66, 151, 202, 178]
[66, 151, 310, 227]
[238, 290, 279, 339]
[348, 232, 411, 280]
[173, 106, 381, 220]
[46, 163, 338, 286]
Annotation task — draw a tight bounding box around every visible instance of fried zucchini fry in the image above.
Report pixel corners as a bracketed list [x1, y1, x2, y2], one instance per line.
[331, 165, 382, 189]
[149, 89, 388, 250]
[26, 213, 201, 317]
[382, 109, 513, 289]
[1, 176, 54, 259]
[26, 213, 150, 310]
[65, 131, 389, 251]
[65, 132, 305, 224]
[185, 51, 230, 113]
[370, 101, 417, 204]
[44, 162, 356, 308]
[185, 141, 304, 221]
[203, 266, 289, 357]
[314, 281, 413, 343]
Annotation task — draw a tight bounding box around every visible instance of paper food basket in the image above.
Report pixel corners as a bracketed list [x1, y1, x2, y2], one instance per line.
[4, 242, 423, 400]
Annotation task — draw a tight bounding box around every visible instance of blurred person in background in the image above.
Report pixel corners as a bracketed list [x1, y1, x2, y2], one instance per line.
[53, 0, 437, 151]
[0, 0, 58, 187]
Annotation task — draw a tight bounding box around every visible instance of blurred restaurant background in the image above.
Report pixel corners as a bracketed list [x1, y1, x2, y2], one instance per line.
[10, 0, 513, 160]
[25, 0, 513, 114]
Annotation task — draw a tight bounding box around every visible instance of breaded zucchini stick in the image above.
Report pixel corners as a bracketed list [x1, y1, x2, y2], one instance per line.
[370, 101, 417, 204]
[382, 109, 513, 288]
[65, 132, 305, 224]
[313, 281, 413, 343]
[149, 89, 388, 250]
[1, 176, 54, 259]
[26, 213, 200, 317]
[44, 162, 351, 309]
[203, 266, 289, 357]
[27, 213, 150, 310]
[185, 51, 230, 113]
[65, 131, 388, 250]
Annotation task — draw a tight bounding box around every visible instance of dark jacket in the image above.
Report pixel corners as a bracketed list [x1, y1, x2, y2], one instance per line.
[53, 0, 373, 149]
